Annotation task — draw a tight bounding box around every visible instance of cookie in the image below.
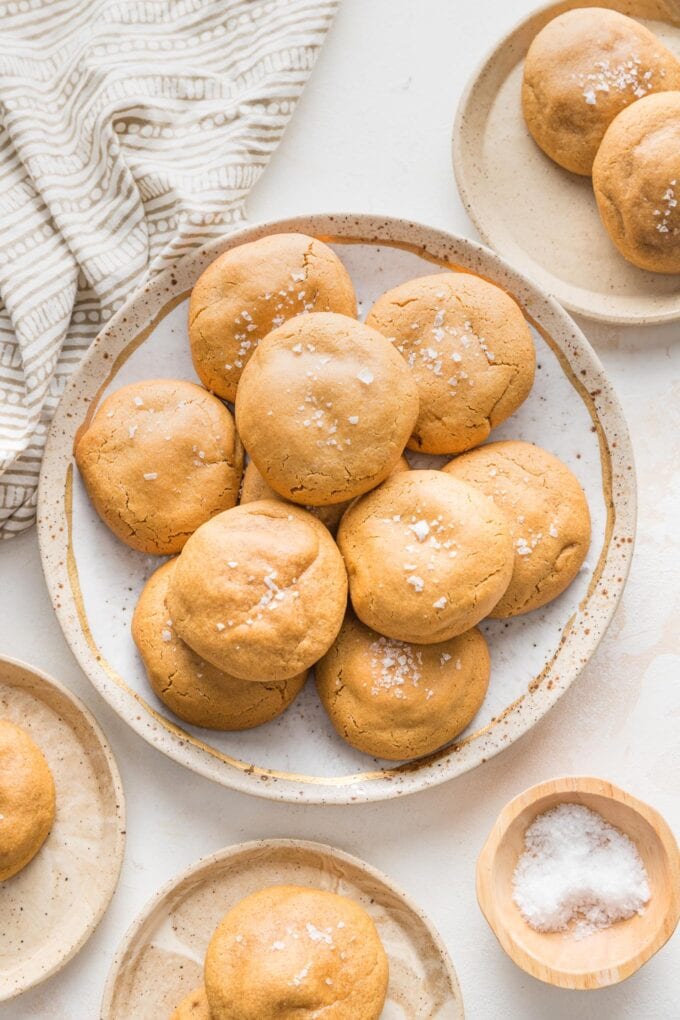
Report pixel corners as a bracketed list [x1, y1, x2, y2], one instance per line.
[189, 233, 357, 401]
[443, 440, 591, 617]
[366, 273, 535, 454]
[170, 988, 211, 1020]
[167, 501, 348, 682]
[522, 8, 680, 175]
[316, 614, 490, 760]
[235, 312, 419, 506]
[204, 885, 389, 1020]
[75, 379, 243, 555]
[337, 469, 514, 643]
[0, 720, 56, 882]
[239, 454, 410, 535]
[593, 91, 680, 274]
[132, 560, 307, 728]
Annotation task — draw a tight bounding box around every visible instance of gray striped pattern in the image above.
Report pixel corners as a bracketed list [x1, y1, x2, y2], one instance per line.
[0, 0, 337, 537]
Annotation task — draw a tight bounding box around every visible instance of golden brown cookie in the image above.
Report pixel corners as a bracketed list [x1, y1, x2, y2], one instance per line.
[593, 91, 680, 274]
[366, 273, 535, 454]
[0, 720, 56, 882]
[170, 987, 211, 1020]
[337, 469, 513, 643]
[189, 233, 357, 401]
[235, 312, 419, 506]
[522, 8, 680, 175]
[316, 614, 490, 760]
[132, 560, 307, 728]
[75, 379, 243, 555]
[239, 455, 410, 535]
[204, 885, 389, 1020]
[167, 501, 348, 682]
[444, 440, 591, 617]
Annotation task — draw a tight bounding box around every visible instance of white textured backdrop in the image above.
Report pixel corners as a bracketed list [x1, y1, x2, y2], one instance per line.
[0, 1, 678, 1018]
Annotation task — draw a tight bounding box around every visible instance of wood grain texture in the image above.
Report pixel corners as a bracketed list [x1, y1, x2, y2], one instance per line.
[476, 776, 680, 989]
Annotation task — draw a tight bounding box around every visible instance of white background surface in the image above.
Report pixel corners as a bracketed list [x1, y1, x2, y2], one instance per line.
[1, 1, 678, 1017]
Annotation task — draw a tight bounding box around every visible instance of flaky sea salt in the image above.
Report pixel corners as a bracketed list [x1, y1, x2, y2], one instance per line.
[410, 519, 430, 542]
[512, 803, 650, 940]
[369, 635, 423, 697]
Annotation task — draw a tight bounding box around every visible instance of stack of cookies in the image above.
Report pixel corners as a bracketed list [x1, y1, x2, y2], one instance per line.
[75, 231, 591, 763]
[522, 7, 680, 274]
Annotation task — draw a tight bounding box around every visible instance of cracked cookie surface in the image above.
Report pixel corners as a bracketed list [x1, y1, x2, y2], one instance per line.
[235, 312, 419, 506]
[167, 501, 348, 682]
[316, 613, 490, 761]
[522, 8, 680, 176]
[204, 885, 388, 1020]
[170, 987, 211, 1020]
[444, 440, 591, 617]
[0, 719, 56, 882]
[189, 232, 357, 401]
[75, 379, 243, 555]
[337, 469, 514, 643]
[132, 560, 306, 729]
[366, 273, 534, 455]
[593, 91, 680, 273]
[239, 454, 410, 535]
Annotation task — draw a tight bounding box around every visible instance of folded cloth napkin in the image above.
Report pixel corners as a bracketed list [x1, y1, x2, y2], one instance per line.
[0, 0, 337, 538]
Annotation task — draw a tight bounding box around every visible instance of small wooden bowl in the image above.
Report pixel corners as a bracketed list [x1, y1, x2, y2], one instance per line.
[477, 777, 680, 990]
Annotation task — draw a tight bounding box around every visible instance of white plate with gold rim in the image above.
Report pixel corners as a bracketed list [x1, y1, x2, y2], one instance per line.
[38, 213, 635, 804]
[0, 656, 125, 1001]
[101, 838, 464, 1020]
[452, 0, 680, 325]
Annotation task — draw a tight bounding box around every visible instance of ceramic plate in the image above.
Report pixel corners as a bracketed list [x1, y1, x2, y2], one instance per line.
[101, 838, 463, 1019]
[0, 656, 125, 1001]
[38, 213, 635, 804]
[452, 0, 680, 324]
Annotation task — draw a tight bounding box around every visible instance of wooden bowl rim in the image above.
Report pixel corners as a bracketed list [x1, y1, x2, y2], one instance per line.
[476, 776, 680, 989]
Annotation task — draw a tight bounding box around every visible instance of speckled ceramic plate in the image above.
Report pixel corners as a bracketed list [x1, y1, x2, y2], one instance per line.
[101, 838, 463, 1020]
[0, 656, 125, 1001]
[37, 213, 635, 804]
[452, 0, 680, 324]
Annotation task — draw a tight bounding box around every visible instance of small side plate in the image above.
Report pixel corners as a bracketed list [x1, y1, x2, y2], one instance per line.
[0, 656, 125, 1001]
[453, 0, 680, 324]
[102, 838, 464, 1019]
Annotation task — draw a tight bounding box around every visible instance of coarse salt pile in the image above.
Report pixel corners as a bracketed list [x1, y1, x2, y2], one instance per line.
[512, 803, 650, 940]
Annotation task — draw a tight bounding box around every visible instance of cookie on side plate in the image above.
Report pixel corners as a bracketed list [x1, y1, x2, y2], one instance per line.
[522, 8, 680, 175]
[75, 379, 243, 554]
[0, 720, 56, 882]
[204, 886, 389, 1020]
[444, 440, 591, 617]
[593, 91, 680, 274]
[316, 613, 490, 760]
[189, 233, 357, 401]
[132, 560, 306, 729]
[170, 988, 211, 1020]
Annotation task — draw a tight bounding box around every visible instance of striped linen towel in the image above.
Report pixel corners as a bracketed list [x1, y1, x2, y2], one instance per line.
[0, 0, 338, 538]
